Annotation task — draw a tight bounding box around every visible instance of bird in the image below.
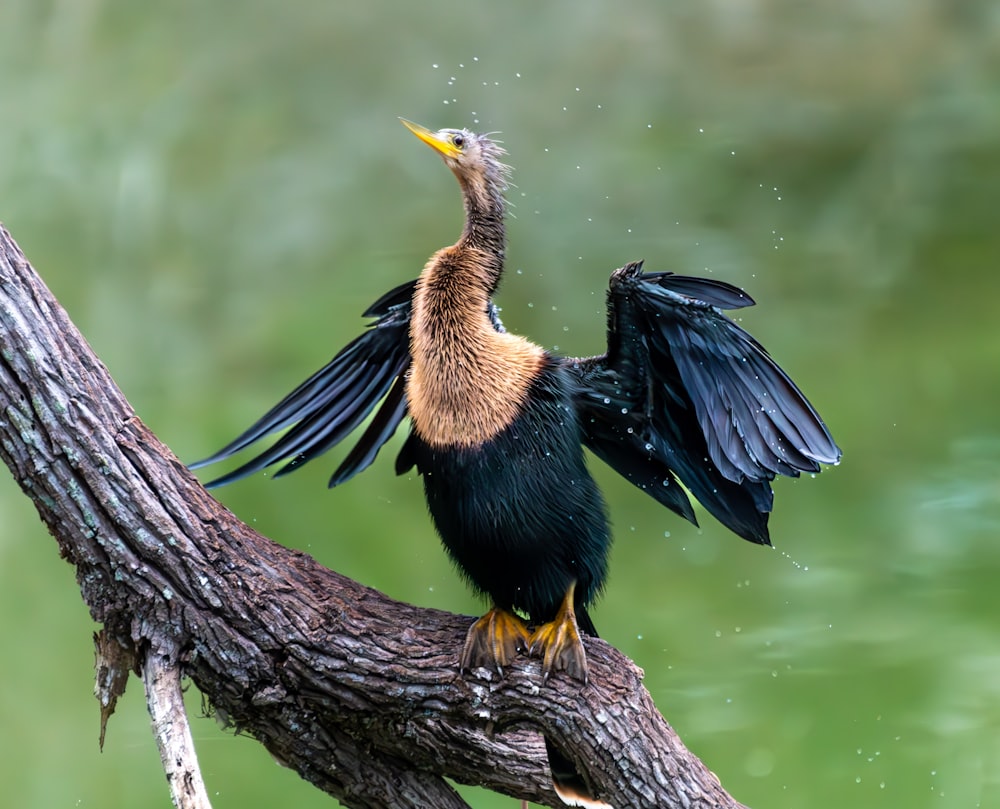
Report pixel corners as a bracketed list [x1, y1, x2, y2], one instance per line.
[193, 119, 840, 806]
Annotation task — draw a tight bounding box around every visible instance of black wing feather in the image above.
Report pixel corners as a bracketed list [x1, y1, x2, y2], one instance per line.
[191, 281, 416, 487]
[570, 261, 840, 545]
[327, 371, 410, 487]
[640, 274, 840, 478]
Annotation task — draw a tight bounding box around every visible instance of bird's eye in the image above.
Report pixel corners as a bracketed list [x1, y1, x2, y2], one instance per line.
[452, 134, 465, 149]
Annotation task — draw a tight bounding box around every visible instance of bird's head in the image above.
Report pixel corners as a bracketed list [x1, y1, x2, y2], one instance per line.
[400, 119, 510, 195]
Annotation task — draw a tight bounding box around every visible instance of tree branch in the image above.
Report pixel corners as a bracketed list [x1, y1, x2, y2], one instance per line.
[0, 224, 748, 809]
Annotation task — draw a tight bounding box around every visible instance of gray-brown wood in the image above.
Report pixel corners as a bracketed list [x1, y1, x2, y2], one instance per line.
[143, 648, 214, 809]
[0, 223, 748, 809]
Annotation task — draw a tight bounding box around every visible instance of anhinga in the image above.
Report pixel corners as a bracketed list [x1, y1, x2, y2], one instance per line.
[193, 119, 840, 806]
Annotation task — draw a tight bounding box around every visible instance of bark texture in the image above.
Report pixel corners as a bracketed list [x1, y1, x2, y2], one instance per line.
[0, 224, 748, 809]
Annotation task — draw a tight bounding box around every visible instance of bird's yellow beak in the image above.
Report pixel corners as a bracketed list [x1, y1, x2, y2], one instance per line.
[400, 118, 461, 159]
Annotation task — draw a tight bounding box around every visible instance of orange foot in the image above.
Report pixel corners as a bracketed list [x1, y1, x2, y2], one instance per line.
[460, 606, 531, 676]
[529, 582, 588, 683]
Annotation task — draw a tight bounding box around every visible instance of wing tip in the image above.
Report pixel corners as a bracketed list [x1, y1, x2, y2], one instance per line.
[196, 467, 254, 490]
[805, 444, 843, 468]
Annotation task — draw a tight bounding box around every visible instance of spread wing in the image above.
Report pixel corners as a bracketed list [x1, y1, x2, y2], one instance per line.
[191, 280, 511, 489]
[570, 261, 840, 545]
[190, 279, 417, 488]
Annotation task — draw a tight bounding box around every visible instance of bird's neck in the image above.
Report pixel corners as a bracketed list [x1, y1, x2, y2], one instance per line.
[456, 172, 506, 294]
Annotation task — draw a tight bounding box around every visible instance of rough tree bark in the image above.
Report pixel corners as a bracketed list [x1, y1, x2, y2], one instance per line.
[0, 224, 748, 809]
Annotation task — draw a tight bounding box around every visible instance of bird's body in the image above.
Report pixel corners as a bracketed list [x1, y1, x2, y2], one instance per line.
[193, 119, 840, 805]
[403, 355, 608, 635]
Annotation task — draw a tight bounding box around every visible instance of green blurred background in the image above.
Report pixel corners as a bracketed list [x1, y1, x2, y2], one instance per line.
[2, 1, 998, 807]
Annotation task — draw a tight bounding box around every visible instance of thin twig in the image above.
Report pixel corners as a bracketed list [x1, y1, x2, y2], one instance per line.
[143, 648, 214, 809]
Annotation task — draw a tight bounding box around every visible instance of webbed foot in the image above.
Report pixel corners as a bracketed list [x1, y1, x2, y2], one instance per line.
[460, 606, 531, 676]
[529, 581, 588, 683]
